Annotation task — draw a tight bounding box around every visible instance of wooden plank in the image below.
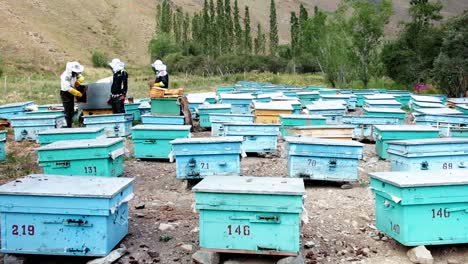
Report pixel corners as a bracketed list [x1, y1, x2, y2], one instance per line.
[201, 248, 298, 257]
[82, 109, 113, 116]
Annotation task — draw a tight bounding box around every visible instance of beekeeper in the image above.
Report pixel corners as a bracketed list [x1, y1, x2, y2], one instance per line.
[151, 60, 169, 89]
[60, 61, 84, 128]
[109, 58, 128, 114]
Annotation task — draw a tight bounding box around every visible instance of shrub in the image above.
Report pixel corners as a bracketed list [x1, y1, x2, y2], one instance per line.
[91, 50, 109, 68]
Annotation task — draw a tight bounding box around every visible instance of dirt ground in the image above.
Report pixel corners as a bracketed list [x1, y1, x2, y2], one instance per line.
[1, 127, 468, 264]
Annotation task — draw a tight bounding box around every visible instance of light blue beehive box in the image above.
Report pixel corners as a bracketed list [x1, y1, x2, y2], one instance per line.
[286, 137, 363, 182]
[220, 94, 254, 115]
[198, 104, 231, 128]
[410, 95, 442, 109]
[306, 103, 346, 125]
[352, 91, 374, 107]
[0, 130, 6, 161]
[138, 103, 151, 117]
[365, 99, 402, 109]
[170, 137, 244, 179]
[364, 94, 395, 101]
[387, 138, 468, 171]
[124, 103, 142, 122]
[37, 127, 106, 145]
[297, 91, 319, 106]
[210, 113, 255, 137]
[279, 114, 327, 137]
[455, 104, 468, 115]
[83, 114, 134, 137]
[0, 101, 34, 119]
[373, 125, 440, 160]
[10, 115, 66, 141]
[342, 115, 404, 140]
[37, 104, 63, 111]
[411, 101, 446, 110]
[25, 110, 65, 117]
[0, 174, 133, 256]
[370, 170, 468, 246]
[413, 108, 462, 116]
[414, 113, 468, 137]
[451, 127, 468, 138]
[363, 107, 407, 119]
[223, 123, 280, 154]
[193, 176, 304, 256]
[37, 138, 125, 177]
[141, 114, 185, 125]
[320, 94, 357, 111]
[132, 124, 191, 159]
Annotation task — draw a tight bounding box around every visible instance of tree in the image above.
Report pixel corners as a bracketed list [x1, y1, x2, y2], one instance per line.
[216, 0, 225, 54]
[298, 4, 308, 54]
[254, 24, 266, 55]
[159, 0, 173, 34]
[233, 0, 243, 54]
[244, 6, 252, 54]
[433, 11, 468, 97]
[290, 12, 300, 58]
[148, 32, 180, 60]
[409, 0, 443, 27]
[225, 0, 233, 51]
[347, 0, 393, 88]
[269, 0, 279, 55]
[202, 0, 210, 52]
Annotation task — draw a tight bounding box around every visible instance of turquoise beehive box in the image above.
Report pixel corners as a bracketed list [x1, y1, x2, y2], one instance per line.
[451, 128, 468, 138]
[151, 97, 180, 115]
[365, 100, 402, 109]
[170, 137, 244, 179]
[413, 108, 462, 116]
[370, 170, 468, 246]
[0, 130, 6, 161]
[342, 115, 404, 140]
[210, 113, 255, 137]
[387, 138, 468, 171]
[83, 113, 133, 137]
[193, 176, 305, 255]
[141, 114, 185, 125]
[279, 114, 326, 137]
[352, 91, 374, 107]
[124, 103, 142, 121]
[25, 110, 65, 117]
[198, 104, 231, 128]
[297, 91, 319, 106]
[138, 102, 151, 117]
[0, 174, 133, 256]
[373, 125, 440, 160]
[132, 124, 191, 159]
[411, 101, 446, 110]
[286, 137, 363, 182]
[10, 115, 66, 141]
[0, 101, 34, 119]
[455, 104, 468, 115]
[37, 138, 125, 177]
[37, 127, 106, 145]
[220, 93, 254, 115]
[223, 123, 280, 154]
[363, 107, 406, 119]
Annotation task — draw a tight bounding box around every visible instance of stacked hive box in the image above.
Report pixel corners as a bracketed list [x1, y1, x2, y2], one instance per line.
[10, 115, 66, 141]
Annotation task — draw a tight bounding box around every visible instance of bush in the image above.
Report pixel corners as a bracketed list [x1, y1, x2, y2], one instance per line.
[148, 33, 180, 61]
[0, 55, 4, 77]
[91, 50, 109, 68]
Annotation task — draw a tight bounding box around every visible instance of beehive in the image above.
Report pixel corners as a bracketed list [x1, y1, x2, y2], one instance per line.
[25, 110, 65, 117]
[253, 102, 293, 124]
[370, 170, 468, 246]
[364, 100, 402, 109]
[451, 127, 468, 138]
[193, 176, 304, 255]
[0, 101, 34, 119]
[291, 125, 354, 140]
[209, 113, 255, 137]
[279, 114, 326, 137]
[306, 103, 346, 124]
[414, 114, 468, 137]
[342, 115, 404, 140]
[141, 114, 185, 125]
[170, 137, 243, 179]
[83, 114, 134, 137]
[198, 104, 231, 128]
[37, 127, 106, 145]
[363, 108, 407, 119]
[411, 102, 446, 110]
[387, 138, 468, 171]
[413, 108, 462, 116]
[220, 94, 254, 115]
[0, 174, 134, 256]
[0, 130, 6, 161]
[151, 97, 180, 115]
[37, 138, 125, 177]
[286, 137, 363, 182]
[10, 115, 66, 141]
[223, 123, 280, 154]
[297, 91, 320, 106]
[124, 103, 142, 122]
[373, 125, 440, 160]
[132, 125, 191, 159]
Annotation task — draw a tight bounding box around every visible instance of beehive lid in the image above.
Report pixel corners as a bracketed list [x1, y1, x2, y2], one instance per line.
[0, 101, 34, 108]
[448, 98, 468, 104]
[373, 125, 439, 132]
[370, 170, 468, 187]
[294, 125, 354, 129]
[364, 107, 406, 113]
[253, 102, 293, 110]
[415, 108, 462, 115]
[364, 94, 395, 100]
[37, 127, 104, 135]
[285, 136, 364, 146]
[412, 102, 446, 108]
[133, 124, 191, 131]
[209, 113, 254, 117]
[193, 176, 305, 195]
[411, 95, 441, 103]
[37, 138, 123, 150]
[223, 123, 280, 127]
[320, 94, 352, 99]
[220, 93, 254, 99]
[171, 136, 243, 144]
[0, 174, 134, 198]
[306, 104, 346, 110]
[141, 114, 184, 118]
[84, 113, 133, 118]
[198, 104, 231, 109]
[10, 115, 64, 120]
[457, 104, 468, 110]
[297, 91, 319, 95]
[279, 114, 326, 119]
[386, 138, 468, 145]
[365, 100, 401, 105]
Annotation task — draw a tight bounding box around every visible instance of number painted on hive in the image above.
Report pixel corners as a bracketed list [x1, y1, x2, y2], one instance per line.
[201, 163, 209, 169]
[227, 225, 250, 236]
[307, 159, 317, 167]
[12, 225, 35, 236]
[442, 163, 453, 170]
[390, 221, 400, 234]
[432, 208, 450, 218]
[84, 166, 97, 174]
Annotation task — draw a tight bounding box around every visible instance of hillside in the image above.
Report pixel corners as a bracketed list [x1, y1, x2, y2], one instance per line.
[0, 0, 467, 73]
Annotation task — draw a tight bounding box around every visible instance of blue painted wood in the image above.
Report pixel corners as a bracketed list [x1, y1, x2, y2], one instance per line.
[0, 174, 133, 256]
[451, 128, 468, 138]
[37, 104, 63, 111]
[138, 103, 151, 117]
[0, 130, 5, 161]
[365, 100, 402, 109]
[124, 103, 142, 122]
[220, 94, 254, 115]
[210, 114, 255, 136]
[132, 125, 191, 159]
[413, 108, 462, 116]
[222, 123, 280, 154]
[193, 176, 304, 255]
[25, 110, 65, 117]
[286, 137, 363, 182]
[410, 95, 442, 104]
[198, 104, 231, 128]
[342, 115, 404, 140]
[0, 102, 34, 119]
[363, 108, 407, 119]
[170, 137, 243, 179]
[37, 127, 106, 145]
[37, 138, 125, 177]
[10, 115, 67, 141]
[387, 138, 468, 171]
[370, 170, 468, 246]
[414, 114, 468, 137]
[141, 114, 185, 125]
[83, 114, 134, 137]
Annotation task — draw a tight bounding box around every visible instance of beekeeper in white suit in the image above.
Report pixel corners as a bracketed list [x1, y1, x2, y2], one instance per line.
[60, 61, 84, 128]
[108, 58, 128, 114]
[151, 59, 169, 89]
